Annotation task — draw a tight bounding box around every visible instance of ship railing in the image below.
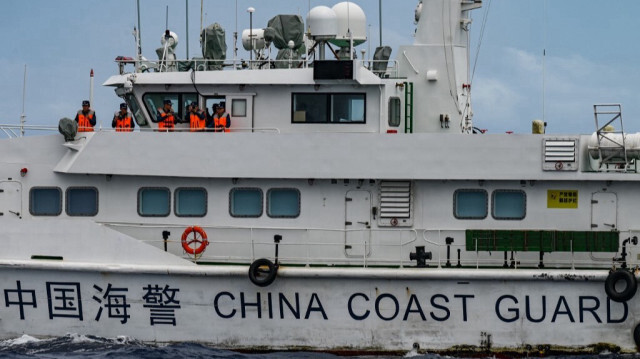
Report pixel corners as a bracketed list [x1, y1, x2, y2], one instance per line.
[0, 124, 281, 138]
[0, 124, 59, 138]
[116, 57, 400, 78]
[103, 222, 418, 268]
[103, 222, 625, 269]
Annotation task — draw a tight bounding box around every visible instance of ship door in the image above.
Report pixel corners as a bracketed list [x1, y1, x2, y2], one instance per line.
[345, 190, 371, 257]
[0, 181, 22, 219]
[591, 192, 617, 230]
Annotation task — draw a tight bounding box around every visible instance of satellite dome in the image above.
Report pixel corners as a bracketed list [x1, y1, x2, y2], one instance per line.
[328, 2, 366, 48]
[306, 6, 338, 40]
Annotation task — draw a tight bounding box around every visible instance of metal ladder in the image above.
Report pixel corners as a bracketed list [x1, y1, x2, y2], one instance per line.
[593, 104, 630, 170]
[404, 82, 414, 134]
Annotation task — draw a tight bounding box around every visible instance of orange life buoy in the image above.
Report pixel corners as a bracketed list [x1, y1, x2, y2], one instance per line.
[181, 226, 209, 255]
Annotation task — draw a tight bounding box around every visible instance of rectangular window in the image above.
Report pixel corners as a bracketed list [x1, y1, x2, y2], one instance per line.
[292, 93, 365, 123]
[454, 189, 487, 219]
[66, 187, 98, 216]
[142, 93, 196, 123]
[124, 94, 146, 126]
[29, 187, 62, 216]
[175, 188, 207, 217]
[230, 188, 263, 217]
[388, 97, 401, 127]
[492, 190, 526, 220]
[267, 188, 300, 218]
[232, 99, 247, 117]
[138, 187, 170, 217]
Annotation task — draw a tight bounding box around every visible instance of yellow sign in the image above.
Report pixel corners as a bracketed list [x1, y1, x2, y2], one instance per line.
[547, 190, 578, 209]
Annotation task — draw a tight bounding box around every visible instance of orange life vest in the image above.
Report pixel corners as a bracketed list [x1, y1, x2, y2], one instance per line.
[77, 110, 95, 132]
[157, 110, 175, 131]
[214, 113, 230, 133]
[189, 112, 206, 132]
[114, 113, 134, 132]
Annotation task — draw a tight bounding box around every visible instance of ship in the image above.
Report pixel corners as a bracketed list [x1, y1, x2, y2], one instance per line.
[1, 0, 639, 355]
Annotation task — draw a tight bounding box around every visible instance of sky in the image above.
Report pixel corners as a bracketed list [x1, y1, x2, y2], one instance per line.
[1, 0, 638, 135]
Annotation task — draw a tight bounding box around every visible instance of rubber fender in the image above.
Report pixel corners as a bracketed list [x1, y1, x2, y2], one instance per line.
[248, 258, 278, 287]
[605, 269, 637, 303]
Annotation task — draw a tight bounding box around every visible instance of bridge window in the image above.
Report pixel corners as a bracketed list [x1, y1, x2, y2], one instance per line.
[267, 188, 300, 218]
[143, 93, 197, 123]
[29, 187, 62, 216]
[66, 187, 98, 216]
[454, 189, 487, 219]
[138, 187, 170, 217]
[230, 188, 263, 217]
[292, 93, 365, 123]
[175, 187, 207, 217]
[492, 190, 526, 220]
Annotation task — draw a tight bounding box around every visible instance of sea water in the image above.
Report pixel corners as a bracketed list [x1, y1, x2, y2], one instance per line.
[0, 334, 636, 358]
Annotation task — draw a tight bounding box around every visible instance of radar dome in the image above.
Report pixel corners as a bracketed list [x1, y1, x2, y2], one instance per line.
[328, 2, 366, 48]
[306, 6, 338, 40]
[160, 30, 179, 50]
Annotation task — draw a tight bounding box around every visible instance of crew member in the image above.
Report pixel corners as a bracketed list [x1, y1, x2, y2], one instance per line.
[212, 102, 231, 133]
[188, 102, 206, 132]
[74, 100, 96, 132]
[157, 99, 177, 132]
[112, 103, 135, 132]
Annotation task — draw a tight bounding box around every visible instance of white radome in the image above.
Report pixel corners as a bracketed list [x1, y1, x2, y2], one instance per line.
[331, 2, 366, 42]
[306, 6, 338, 40]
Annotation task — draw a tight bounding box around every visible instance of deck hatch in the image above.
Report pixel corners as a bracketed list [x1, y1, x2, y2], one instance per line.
[378, 180, 413, 227]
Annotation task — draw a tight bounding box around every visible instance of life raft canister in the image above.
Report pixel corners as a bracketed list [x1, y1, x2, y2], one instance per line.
[181, 226, 209, 255]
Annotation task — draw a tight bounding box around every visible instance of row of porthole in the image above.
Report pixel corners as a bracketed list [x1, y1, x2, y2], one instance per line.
[454, 189, 527, 220]
[28, 186, 301, 219]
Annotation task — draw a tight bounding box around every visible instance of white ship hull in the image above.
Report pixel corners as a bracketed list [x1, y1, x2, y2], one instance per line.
[0, 262, 633, 354]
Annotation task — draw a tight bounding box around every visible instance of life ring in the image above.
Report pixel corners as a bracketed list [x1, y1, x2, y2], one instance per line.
[248, 258, 278, 287]
[181, 226, 209, 255]
[604, 269, 637, 302]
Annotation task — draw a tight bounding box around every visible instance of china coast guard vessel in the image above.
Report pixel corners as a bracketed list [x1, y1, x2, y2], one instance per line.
[1, 0, 640, 355]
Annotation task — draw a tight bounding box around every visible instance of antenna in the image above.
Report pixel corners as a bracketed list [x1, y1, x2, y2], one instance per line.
[234, 0, 238, 69]
[20, 65, 27, 137]
[186, 0, 189, 59]
[542, 0, 547, 125]
[136, 0, 142, 55]
[200, 0, 203, 34]
[165, 5, 169, 30]
[89, 69, 94, 109]
[378, 0, 382, 47]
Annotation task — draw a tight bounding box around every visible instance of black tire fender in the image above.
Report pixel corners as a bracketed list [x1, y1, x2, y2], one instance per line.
[605, 269, 637, 303]
[634, 323, 640, 349]
[248, 258, 278, 287]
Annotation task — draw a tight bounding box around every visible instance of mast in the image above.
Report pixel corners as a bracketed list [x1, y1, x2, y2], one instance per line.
[20, 65, 27, 137]
[89, 69, 94, 109]
[186, 0, 189, 59]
